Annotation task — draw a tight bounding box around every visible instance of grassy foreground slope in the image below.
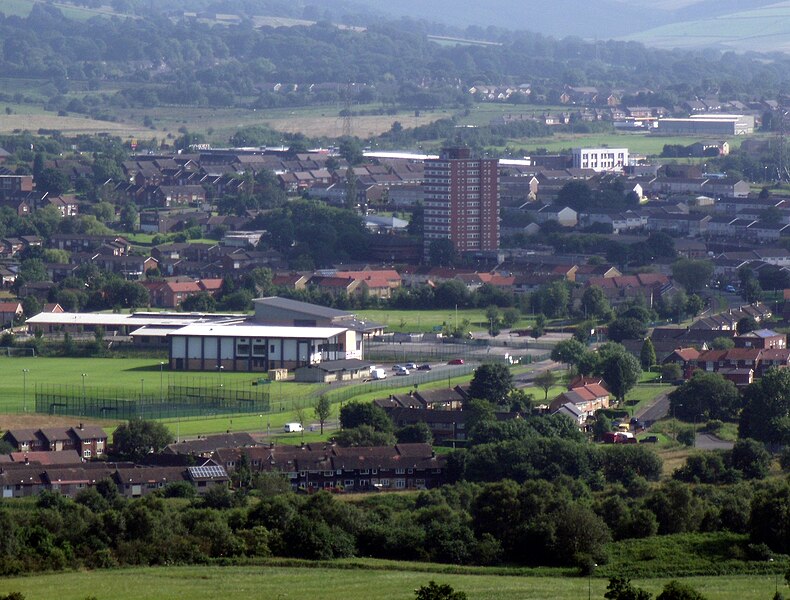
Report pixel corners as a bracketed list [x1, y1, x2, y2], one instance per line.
[0, 563, 782, 600]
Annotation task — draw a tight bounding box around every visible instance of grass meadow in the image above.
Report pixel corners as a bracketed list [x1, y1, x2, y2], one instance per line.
[0, 562, 784, 600]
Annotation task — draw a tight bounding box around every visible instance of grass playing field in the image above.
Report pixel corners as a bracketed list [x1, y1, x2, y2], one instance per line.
[355, 308, 534, 333]
[0, 356, 321, 415]
[0, 562, 783, 600]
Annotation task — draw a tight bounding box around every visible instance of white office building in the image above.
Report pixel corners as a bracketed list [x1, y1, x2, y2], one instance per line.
[572, 147, 629, 172]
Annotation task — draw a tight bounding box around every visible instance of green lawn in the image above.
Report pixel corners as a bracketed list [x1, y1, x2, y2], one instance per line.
[624, 383, 674, 416]
[0, 563, 783, 600]
[356, 308, 533, 333]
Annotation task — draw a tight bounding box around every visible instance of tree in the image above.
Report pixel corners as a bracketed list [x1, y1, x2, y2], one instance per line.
[671, 259, 714, 293]
[608, 318, 647, 343]
[534, 370, 557, 401]
[334, 424, 396, 447]
[640, 338, 656, 370]
[180, 292, 216, 312]
[710, 336, 734, 350]
[551, 339, 588, 367]
[112, 419, 172, 461]
[736, 316, 758, 335]
[729, 438, 771, 480]
[669, 371, 740, 421]
[396, 422, 433, 444]
[533, 313, 546, 339]
[468, 363, 513, 405]
[36, 167, 70, 195]
[581, 286, 611, 320]
[314, 396, 331, 435]
[601, 352, 641, 403]
[656, 580, 707, 600]
[605, 576, 652, 600]
[428, 239, 457, 267]
[339, 402, 393, 432]
[740, 367, 790, 446]
[661, 363, 683, 382]
[685, 294, 705, 318]
[414, 581, 467, 600]
[742, 278, 762, 303]
[502, 307, 520, 329]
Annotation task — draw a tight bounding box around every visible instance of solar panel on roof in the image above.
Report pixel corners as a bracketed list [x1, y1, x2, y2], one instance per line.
[188, 465, 227, 479]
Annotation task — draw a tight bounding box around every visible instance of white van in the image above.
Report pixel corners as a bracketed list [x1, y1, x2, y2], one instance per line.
[283, 422, 304, 433]
[371, 368, 387, 380]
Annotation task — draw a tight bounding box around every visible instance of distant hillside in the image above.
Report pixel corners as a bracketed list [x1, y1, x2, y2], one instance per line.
[350, 0, 777, 39]
[621, 1, 790, 51]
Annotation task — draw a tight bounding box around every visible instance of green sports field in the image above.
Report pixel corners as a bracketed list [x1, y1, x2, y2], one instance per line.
[0, 563, 782, 600]
[356, 308, 534, 333]
[0, 357, 321, 415]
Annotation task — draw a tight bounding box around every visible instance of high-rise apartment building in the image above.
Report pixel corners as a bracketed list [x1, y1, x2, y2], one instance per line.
[423, 148, 499, 258]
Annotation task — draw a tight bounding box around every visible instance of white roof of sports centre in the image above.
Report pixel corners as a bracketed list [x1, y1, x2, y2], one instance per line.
[26, 312, 243, 328]
[168, 322, 347, 339]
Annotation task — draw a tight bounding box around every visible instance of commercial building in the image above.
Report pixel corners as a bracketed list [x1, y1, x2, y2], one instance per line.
[656, 114, 754, 136]
[571, 147, 629, 172]
[25, 296, 384, 373]
[423, 147, 499, 257]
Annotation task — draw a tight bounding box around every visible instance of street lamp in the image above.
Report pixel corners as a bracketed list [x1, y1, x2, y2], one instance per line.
[769, 558, 778, 595]
[22, 369, 29, 413]
[589, 563, 597, 600]
[140, 378, 144, 401]
[81, 373, 87, 404]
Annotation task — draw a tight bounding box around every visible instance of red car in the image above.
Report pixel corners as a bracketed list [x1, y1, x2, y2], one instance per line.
[448, 358, 465, 365]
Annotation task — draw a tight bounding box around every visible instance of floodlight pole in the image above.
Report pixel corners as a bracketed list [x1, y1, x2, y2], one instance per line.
[159, 361, 165, 402]
[81, 373, 87, 404]
[22, 368, 29, 413]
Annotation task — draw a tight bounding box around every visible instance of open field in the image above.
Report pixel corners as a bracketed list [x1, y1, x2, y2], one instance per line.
[0, 563, 785, 600]
[0, 111, 153, 140]
[356, 308, 534, 333]
[113, 103, 451, 143]
[622, 4, 790, 51]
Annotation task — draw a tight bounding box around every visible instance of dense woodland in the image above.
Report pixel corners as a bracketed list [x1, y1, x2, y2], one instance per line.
[6, 4, 790, 118]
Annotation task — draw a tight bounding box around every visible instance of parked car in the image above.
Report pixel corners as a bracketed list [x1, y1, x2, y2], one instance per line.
[405, 362, 417, 370]
[417, 364, 432, 371]
[640, 435, 659, 444]
[395, 367, 410, 376]
[448, 358, 464, 365]
[392, 364, 404, 371]
[725, 284, 737, 293]
[283, 422, 304, 433]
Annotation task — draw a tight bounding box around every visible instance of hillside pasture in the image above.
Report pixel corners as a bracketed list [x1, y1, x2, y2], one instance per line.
[0, 563, 783, 600]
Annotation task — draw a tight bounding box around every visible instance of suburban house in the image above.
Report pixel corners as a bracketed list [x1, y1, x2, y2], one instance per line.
[2, 425, 108, 458]
[0, 301, 23, 328]
[163, 432, 259, 458]
[734, 329, 786, 349]
[549, 382, 610, 419]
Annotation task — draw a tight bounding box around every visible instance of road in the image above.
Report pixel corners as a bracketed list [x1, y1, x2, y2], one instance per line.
[634, 390, 670, 425]
[694, 432, 735, 450]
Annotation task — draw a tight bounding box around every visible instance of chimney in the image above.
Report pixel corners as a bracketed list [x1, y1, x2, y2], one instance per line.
[24, 456, 29, 465]
[79, 423, 84, 430]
